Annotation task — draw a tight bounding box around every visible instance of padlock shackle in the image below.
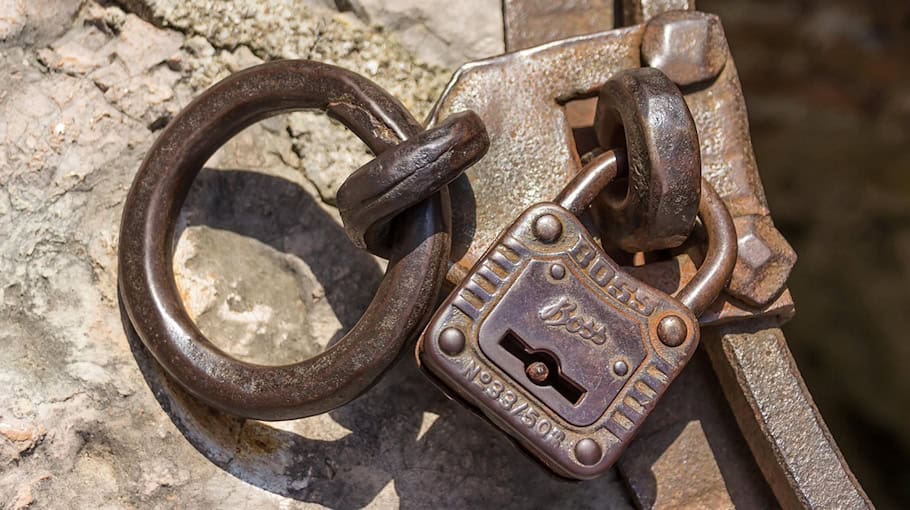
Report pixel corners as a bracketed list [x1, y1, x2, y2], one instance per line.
[556, 149, 625, 217]
[558, 153, 736, 317]
[676, 178, 737, 316]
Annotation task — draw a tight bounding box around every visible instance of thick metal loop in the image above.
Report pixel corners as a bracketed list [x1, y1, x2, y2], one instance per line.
[558, 151, 735, 317]
[337, 110, 489, 258]
[675, 178, 737, 316]
[118, 60, 451, 421]
[593, 67, 701, 252]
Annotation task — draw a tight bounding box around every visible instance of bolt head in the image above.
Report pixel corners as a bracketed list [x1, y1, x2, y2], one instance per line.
[642, 11, 728, 86]
[613, 360, 629, 377]
[526, 362, 549, 384]
[575, 438, 602, 466]
[728, 215, 798, 307]
[533, 214, 562, 243]
[657, 315, 687, 347]
[438, 328, 465, 356]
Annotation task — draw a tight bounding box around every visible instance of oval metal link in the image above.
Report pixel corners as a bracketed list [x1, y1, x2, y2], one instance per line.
[337, 110, 489, 257]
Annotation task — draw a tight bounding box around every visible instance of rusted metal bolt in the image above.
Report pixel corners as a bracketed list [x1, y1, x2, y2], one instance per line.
[575, 438, 602, 466]
[727, 214, 798, 307]
[613, 360, 629, 377]
[657, 315, 687, 347]
[438, 327, 465, 356]
[526, 361, 549, 384]
[550, 263, 566, 280]
[642, 11, 728, 87]
[533, 214, 562, 243]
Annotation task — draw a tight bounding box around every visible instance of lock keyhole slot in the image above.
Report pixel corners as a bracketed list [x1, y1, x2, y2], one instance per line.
[500, 331, 586, 406]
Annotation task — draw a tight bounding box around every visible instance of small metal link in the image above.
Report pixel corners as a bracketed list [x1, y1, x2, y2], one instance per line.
[337, 110, 489, 258]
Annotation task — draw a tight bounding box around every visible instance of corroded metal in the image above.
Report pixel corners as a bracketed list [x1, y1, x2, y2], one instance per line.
[119, 60, 456, 421]
[431, 19, 794, 323]
[503, 0, 616, 51]
[470, 1, 861, 507]
[337, 110, 489, 258]
[642, 10, 797, 308]
[430, 26, 644, 284]
[417, 120, 737, 478]
[703, 322, 873, 508]
[621, 0, 695, 26]
[593, 67, 701, 252]
[641, 10, 728, 87]
[617, 347, 778, 508]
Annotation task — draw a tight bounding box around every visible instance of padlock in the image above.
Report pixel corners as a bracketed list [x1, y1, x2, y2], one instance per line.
[416, 147, 736, 479]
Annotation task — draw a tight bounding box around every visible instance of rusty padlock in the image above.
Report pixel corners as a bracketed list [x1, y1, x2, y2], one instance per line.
[416, 144, 736, 479]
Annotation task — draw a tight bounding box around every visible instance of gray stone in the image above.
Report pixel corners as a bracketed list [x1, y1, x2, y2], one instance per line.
[354, 0, 505, 68]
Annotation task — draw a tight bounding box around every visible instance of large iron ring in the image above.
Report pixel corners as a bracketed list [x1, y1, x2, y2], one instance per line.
[119, 60, 452, 421]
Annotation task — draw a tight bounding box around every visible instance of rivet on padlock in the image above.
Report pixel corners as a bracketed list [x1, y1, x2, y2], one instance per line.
[416, 133, 736, 479]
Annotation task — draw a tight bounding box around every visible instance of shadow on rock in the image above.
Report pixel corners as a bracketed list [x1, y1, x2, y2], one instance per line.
[120, 168, 632, 509]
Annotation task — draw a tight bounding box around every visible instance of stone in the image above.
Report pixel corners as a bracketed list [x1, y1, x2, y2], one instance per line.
[354, 0, 504, 68]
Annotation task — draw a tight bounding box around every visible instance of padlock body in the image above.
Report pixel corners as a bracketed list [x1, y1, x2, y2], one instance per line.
[417, 203, 699, 479]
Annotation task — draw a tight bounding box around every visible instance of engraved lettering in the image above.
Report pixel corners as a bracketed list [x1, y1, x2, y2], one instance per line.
[460, 358, 480, 381]
[499, 390, 517, 410]
[522, 408, 539, 427]
[567, 236, 655, 316]
[510, 402, 528, 415]
[570, 237, 595, 267]
[589, 258, 615, 286]
[547, 428, 566, 446]
[538, 297, 608, 345]
[536, 419, 551, 434]
[455, 355, 566, 447]
[486, 380, 503, 399]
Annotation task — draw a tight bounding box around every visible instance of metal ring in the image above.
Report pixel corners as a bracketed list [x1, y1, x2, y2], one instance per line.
[676, 177, 737, 317]
[558, 152, 735, 317]
[593, 67, 701, 252]
[337, 110, 489, 258]
[118, 60, 450, 421]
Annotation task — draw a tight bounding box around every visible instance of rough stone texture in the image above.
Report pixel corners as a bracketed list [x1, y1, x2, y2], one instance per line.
[0, 1, 630, 507]
[353, 0, 504, 68]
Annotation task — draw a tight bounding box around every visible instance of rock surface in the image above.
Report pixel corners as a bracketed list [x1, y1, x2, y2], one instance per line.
[0, 1, 628, 508]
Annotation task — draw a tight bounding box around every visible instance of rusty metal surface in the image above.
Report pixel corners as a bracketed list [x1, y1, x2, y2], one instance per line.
[430, 27, 644, 284]
[337, 110, 489, 257]
[675, 178, 737, 316]
[431, 20, 793, 324]
[503, 0, 616, 51]
[417, 117, 736, 478]
[119, 60, 453, 421]
[618, 346, 777, 508]
[641, 10, 727, 87]
[593, 67, 701, 252]
[417, 201, 701, 479]
[703, 321, 873, 509]
[555, 149, 623, 217]
[459, 1, 864, 507]
[645, 10, 798, 308]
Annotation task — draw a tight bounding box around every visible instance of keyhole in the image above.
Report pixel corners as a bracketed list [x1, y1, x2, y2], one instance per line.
[500, 331, 586, 405]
